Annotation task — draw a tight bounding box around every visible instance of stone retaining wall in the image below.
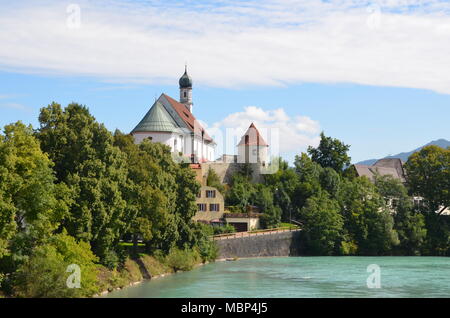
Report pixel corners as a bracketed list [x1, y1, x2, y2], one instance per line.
[215, 230, 302, 259]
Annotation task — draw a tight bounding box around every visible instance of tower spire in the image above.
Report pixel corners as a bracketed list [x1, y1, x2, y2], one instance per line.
[179, 65, 193, 113]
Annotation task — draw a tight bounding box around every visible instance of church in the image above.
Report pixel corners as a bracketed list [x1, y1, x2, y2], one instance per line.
[131, 67, 215, 163]
[131, 67, 270, 231]
[131, 67, 269, 166]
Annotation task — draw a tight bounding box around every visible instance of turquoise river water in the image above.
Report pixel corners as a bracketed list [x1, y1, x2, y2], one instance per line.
[104, 257, 450, 298]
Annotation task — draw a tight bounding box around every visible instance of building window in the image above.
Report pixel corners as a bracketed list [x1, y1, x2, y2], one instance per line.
[206, 190, 216, 198]
[174, 139, 177, 150]
[197, 203, 207, 211]
[196, 191, 201, 198]
[210, 204, 220, 212]
[184, 91, 187, 98]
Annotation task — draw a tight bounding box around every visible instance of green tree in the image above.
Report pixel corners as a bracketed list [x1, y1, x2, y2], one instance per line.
[293, 153, 323, 211]
[13, 232, 100, 298]
[299, 191, 343, 255]
[0, 122, 68, 261]
[374, 175, 426, 255]
[307, 132, 351, 173]
[253, 185, 281, 228]
[264, 158, 299, 222]
[338, 177, 399, 255]
[225, 174, 256, 212]
[404, 145, 450, 215]
[206, 167, 225, 194]
[37, 103, 131, 266]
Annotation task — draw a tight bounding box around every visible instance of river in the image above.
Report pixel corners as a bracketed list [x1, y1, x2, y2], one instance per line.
[104, 257, 450, 298]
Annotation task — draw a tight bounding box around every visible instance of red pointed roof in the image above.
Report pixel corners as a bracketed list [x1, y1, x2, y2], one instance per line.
[238, 123, 269, 147]
[162, 94, 213, 142]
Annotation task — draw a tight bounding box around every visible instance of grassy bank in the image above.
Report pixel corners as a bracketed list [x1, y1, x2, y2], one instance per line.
[96, 247, 213, 296]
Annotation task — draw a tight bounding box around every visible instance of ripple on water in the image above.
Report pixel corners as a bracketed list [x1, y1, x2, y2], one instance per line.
[105, 257, 450, 298]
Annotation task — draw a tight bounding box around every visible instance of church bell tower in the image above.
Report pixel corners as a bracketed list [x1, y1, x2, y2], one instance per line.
[179, 65, 193, 113]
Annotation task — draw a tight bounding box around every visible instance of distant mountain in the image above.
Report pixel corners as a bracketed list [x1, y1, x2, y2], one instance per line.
[357, 139, 450, 166]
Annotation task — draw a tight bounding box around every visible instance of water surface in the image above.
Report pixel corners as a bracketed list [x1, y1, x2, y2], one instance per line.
[105, 257, 450, 298]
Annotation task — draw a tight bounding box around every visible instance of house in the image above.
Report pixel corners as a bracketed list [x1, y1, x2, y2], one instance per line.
[351, 158, 449, 215]
[351, 158, 406, 183]
[131, 67, 215, 163]
[192, 186, 225, 223]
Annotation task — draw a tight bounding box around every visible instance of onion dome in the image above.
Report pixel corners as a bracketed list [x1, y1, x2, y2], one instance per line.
[179, 66, 193, 88]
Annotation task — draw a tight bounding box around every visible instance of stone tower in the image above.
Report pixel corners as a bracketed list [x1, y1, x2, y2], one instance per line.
[179, 65, 193, 113]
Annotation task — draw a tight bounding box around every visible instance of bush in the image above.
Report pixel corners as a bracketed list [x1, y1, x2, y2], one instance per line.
[213, 224, 236, 235]
[164, 248, 200, 272]
[13, 233, 100, 298]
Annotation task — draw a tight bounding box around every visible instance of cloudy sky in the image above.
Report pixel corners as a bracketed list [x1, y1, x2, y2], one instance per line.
[1, 0, 449, 163]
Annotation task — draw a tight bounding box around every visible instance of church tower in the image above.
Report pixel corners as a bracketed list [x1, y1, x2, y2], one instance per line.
[179, 65, 193, 113]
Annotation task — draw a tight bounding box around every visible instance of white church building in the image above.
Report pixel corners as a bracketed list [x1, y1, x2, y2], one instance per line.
[131, 67, 216, 163]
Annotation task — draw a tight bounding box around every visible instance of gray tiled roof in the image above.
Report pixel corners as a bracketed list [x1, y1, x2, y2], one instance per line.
[131, 101, 182, 134]
[353, 157, 406, 182]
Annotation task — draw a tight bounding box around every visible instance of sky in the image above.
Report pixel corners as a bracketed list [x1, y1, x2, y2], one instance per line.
[0, 0, 449, 164]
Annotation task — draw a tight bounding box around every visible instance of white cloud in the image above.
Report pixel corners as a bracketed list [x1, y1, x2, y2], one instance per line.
[0, 102, 30, 111]
[210, 106, 320, 156]
[0, 0, 450, 93]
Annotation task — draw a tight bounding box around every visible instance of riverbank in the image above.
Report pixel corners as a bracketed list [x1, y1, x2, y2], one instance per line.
[95, 253, 219, 297]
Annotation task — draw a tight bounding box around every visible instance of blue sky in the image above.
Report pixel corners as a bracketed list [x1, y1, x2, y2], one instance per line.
[1, 0, 449, 163]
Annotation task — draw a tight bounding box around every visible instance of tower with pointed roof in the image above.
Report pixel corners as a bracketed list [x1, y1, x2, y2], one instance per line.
[179, 65, 193, 113]
[237, 123, 269, 165]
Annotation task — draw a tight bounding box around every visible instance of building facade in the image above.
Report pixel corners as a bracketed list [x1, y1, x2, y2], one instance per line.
[131, 68, 215, 163]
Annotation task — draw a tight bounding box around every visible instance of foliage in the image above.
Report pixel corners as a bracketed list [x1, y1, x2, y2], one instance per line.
[338, 177, 399, 255]
[299, 191, 343, 255]
[375, 175, 426, 255]
[225, 174, 256, 211]
[13, 232, 100, 298]
[164, 247, 200, 272]
[405, 145, 450, 214]
[37, 103, 131, 265]
[206, 167, 225, 194]
[213, 223, 236, 235]
[307, 132, 351, 173]
[0, 122, 67, 259]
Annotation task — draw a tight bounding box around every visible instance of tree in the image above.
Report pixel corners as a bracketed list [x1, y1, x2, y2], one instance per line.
[0, 122, 67, 260]
[37, 103, 131, 266]
[293, 153, 323, 211]
[374, 175, 426, 255]
[206, 167, 225, 194]
[299, 191, 343, 255]
[13, 232, 100, 298]
[338, 177, 399, 255]
[405, 145, 450, 215]
[264, 158, 299, 222]
[307, 132, 351, 173]
[253, 185, 281, 228]
[225, 174, 256, 212]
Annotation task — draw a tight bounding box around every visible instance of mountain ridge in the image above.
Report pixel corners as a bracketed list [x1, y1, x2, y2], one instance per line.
[356, 139, 450, 166]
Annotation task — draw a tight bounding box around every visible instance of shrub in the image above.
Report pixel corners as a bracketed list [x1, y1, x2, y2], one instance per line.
[164, 248, 200, 272]
[13, 233, 100, 298]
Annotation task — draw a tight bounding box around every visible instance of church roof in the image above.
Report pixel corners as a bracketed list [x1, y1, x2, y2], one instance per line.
[179, 67, 192, 88]
[162, 94, 213, 142]
[237, 123, 269, 147]
[131, 101, 182, 134]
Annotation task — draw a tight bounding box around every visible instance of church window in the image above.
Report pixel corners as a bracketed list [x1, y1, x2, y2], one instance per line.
[184, 91, 187, 98]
